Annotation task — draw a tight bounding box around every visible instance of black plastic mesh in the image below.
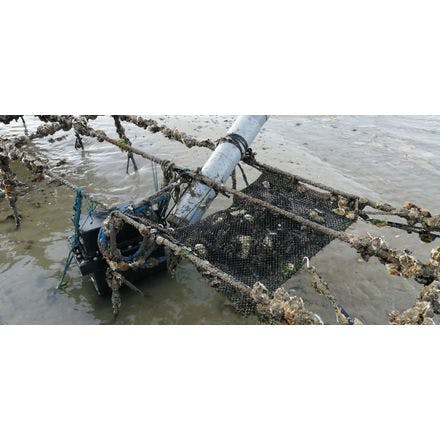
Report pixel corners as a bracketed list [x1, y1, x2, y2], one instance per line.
[175, 171, 354, 314]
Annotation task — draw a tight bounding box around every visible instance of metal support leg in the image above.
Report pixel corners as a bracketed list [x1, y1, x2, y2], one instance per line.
[171, 115, 268, 225]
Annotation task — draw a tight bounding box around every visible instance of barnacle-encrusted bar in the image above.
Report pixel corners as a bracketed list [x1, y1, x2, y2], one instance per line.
[120, 115, 216, 150]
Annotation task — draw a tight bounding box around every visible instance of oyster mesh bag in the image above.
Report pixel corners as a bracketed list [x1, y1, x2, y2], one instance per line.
[175, 170, 354, 315]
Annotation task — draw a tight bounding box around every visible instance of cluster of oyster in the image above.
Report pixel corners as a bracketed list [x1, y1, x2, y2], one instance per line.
[388, 300, 434, 325]
[419, 280, 440, 314]
[385, 253, 421, 279]
[332, 195, 357, 220]
[349, 232, 439, 283]
[400, 201, 440, 230]
[194, 243, 207, 259]
[307, 208, 325, 224]
[106, 268, 123, 313]
[250, 281, 323, 325]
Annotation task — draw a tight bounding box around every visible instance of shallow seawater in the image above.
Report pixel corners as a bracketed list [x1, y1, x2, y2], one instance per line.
[1, 115, 439, 324]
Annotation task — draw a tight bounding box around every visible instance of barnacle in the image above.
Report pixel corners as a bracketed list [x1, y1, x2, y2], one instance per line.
[230, 209, 246, 217]
[281, 262, 295, 278]
[269, 299, 286, 320]
[404, 201, 417, 210]
[308, 209, 325, 223]
[250, 283, 323, 324]
[283, 295, 323, 325]
[369, 218, 388, 228]
[398, 254, 420, 279]
[332, 195, 358, 219]
[419, 232, 436, 243]
[332, 207, 346, 216]
[404, 202, 422, 219]
[338, 196, 349, 209]
[212, 216, 224, 225]
[194, 243, 207, 259]
[310, 270, 332, 297]
[262, 234, 273, 249]
[386, 263, 401, 276]
[273, 287, 290, 302]
[250, 282, 270, 305]
[116, 138, 128, 150]
[238, 235, 251, 259]
[419, 281, 440, 314]
[424, 215, 440, 229]
[430, 247, 440, 264]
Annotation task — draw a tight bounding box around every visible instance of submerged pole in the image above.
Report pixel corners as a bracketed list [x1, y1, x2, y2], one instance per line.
[170, 115, 268, 225]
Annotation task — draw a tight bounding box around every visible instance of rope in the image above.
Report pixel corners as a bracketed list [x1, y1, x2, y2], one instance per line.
[0, 154, 20, 227]
[112, 115, 138, 174]
[74, 131, 84, 150]
[106, 268, 151, 316]
[72, 116, 172, 168]
[20, 116, 28, 136]
[56, 187, 85, 289]
[237, 163, 250, 187]
[71, 187, 84, 246]
[56, 250, 75, 290]
[231, 169, 237, 190]
[360, 213, 440, 242]
[107, 268, 123, 316]
[216, 133, 249, 157]
[303, 257, 362, 325]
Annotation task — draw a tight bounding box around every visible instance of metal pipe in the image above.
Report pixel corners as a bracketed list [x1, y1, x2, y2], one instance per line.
[171, 115, 268, 224]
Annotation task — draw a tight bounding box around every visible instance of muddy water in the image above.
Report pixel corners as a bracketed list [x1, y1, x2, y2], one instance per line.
[1, 116, 439, 324]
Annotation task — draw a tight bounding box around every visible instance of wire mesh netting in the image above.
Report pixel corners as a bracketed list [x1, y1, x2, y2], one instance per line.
[175, 170, 355, 314]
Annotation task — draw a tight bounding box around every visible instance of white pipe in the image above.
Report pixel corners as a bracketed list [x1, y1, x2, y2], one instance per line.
[171, 115, 268, 225]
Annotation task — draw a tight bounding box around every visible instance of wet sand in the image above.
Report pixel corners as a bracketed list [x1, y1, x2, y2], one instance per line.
[1, 116, 439, 324]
